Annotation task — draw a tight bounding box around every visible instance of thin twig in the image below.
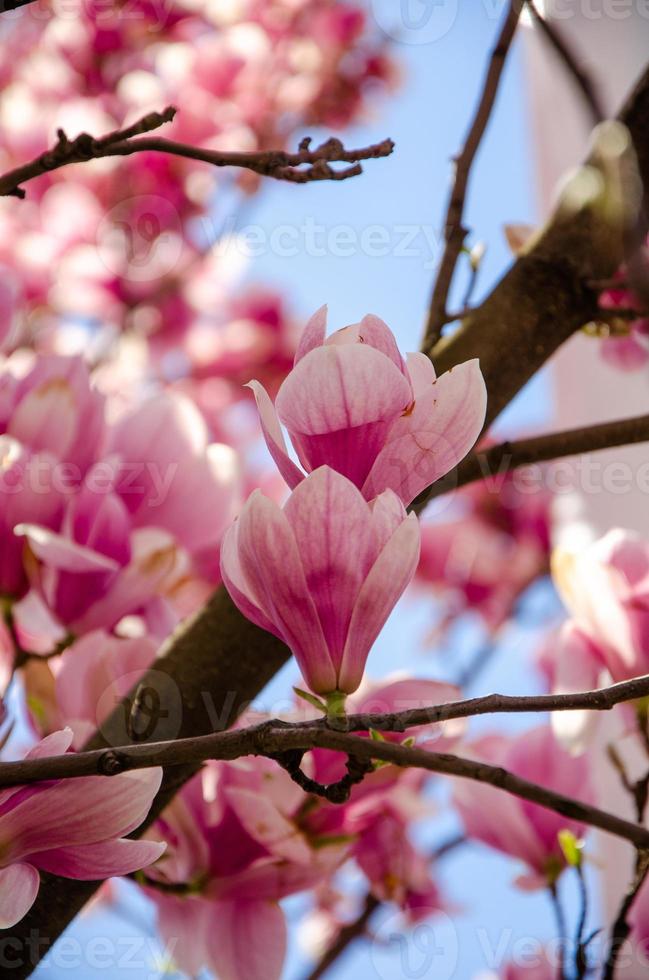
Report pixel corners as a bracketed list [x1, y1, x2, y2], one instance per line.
[603, 849, 649, 979]
[303, 833, 466, 980]
[4, 672, 649, 788]
[423, 0, 523, 350]
[525, 1, 605, 126]
[549, 883, 568, 980]
[3, 680, 649, 849]
[412, 412, 649, 514]
[0, 108, 394, 199]
[575, 865, 589, 979]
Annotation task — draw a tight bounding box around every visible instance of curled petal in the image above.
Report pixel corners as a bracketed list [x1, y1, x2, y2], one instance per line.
[32, 838, 166, 879]
[363, 359, 487, 505]
[0, 863, 39, 928]
[294, 305, 327, 364]
[246, 381, 304, 489]
[220, 520, 282, 639]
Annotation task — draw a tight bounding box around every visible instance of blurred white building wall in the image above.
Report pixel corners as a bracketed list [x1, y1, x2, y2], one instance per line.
[521, 4, 649, 932]
[521, 3, 649, 543]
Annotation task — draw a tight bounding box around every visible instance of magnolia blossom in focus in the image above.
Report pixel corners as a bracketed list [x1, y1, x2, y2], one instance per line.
[0, 729, 164, 928]
[249, 308, 486, 506]
[454, 726, 592, 889]
[220, 466, 420, 698]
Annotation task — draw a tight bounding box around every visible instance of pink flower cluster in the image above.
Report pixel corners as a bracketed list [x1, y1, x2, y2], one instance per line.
[0, 351, 239, 684]
[0, 0, 395, 404]
[143, 678, 460, 980]
[222, 310, 486, 698]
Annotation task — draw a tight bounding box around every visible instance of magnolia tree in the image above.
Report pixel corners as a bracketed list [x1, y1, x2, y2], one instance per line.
[0, 0, 648, 978]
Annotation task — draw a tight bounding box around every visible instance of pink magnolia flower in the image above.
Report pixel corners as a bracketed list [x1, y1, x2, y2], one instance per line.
[552, 528, 649, 682]
[2, 355, 105, 477]
[107, 391, 240, 566]
[0, 728, 164, 928]
[453, 726, 592, 889]
[249, 308, 486, 506]
[143, 756, 348, 980]
[220, 466, 420, 697]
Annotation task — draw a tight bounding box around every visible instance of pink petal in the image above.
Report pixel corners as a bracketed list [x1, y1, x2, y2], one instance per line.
[453, 749, 547, 872]
[294, 304, 327, 364]
[277, 344, 410, 433]
[356, 314, 407, 376]
[551, 623, 605, 752]
[405, 351, 437, 393]
[12, 590, 67, 656]
[72, 528, 178, 633]
[154, 895, 211, 977]
[220, 521, 280, 639]
[8, 379, 77, 460]
[283, 467, 375, 671]
[224, 787, 312, 863]
[236, 491, 334, 693]
[1, 767, 162, 861]
[0, 863, 40, 927]
[246, 380, 304, 489]
[205, 900, 286, 980]
[14, 523, 120, 574]
[370, 489, 409, 551]
[363, 359, 487, 505]
[32, 838, 166, 878]
[25, 728, 74, 759]
[601, 335, 649, 371]
[338, 513, 420, 693]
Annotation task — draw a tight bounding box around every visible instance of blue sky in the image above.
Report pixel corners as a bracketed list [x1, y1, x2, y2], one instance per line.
[34, 5, 579, 979]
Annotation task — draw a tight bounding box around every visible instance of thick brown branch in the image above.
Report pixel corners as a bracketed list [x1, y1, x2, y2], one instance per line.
[423, 0, 524, 348]
[412, 412, 649, 513]
[7, 52, 649, 980]
[0, 108, 394, 199]
[430, 62, 649, 428]
[526, 0, 605, 125]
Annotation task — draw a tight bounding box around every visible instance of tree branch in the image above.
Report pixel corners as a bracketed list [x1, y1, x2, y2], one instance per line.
[3, 672, 649, 787]
[6, 53, 649, 980]
[412, 412, 649, 513]
[3, 722, 649, 853]
[423, 0, 524, 349]
[429, 62, 649, 428]
[0, 108, 394, 199]
[525, 0, 605, 126]
[603, 849, 649, 979]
